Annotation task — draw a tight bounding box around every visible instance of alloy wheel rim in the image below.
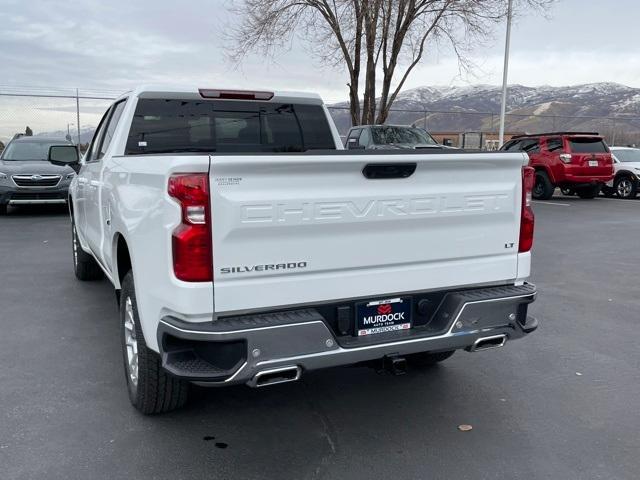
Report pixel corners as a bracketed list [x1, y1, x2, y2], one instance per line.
[618, 179, 632, 197]
[124, 297, 139, 386]
[534, 180, 544, 197]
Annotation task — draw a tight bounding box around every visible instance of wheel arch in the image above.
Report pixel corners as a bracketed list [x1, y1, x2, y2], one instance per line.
[113, 232, 133, 300]
[533, 165, 555, 184]
[614, 169, 635, 180]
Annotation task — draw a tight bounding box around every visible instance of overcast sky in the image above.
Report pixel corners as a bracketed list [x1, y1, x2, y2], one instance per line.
[1, 0, 639, 104]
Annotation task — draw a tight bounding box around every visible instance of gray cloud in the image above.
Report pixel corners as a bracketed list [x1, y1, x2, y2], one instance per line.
[0, 0, 638, 134]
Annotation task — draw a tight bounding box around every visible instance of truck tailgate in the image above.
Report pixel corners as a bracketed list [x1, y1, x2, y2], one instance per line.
[210, 152, 528, 314]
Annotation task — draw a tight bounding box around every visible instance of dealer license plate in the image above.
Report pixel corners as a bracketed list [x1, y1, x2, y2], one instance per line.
[355, 297, 412, 336]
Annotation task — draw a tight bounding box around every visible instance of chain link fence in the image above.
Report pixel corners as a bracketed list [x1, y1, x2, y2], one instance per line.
[2, 87, 639, 152]
[0, 86, 117, 152]
[327, 106, 640, 149]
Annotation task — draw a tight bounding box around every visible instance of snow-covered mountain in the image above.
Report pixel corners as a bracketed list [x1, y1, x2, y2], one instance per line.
[36, 125, 96, 144]
[328, 82, 640, 140]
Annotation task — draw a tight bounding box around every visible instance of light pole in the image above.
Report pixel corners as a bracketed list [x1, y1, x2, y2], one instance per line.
[498, 0, 513, 147]
[67, 123, 75, 142]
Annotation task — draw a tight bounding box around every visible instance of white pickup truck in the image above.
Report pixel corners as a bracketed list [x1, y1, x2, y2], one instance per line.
[61, 86, 537, 414]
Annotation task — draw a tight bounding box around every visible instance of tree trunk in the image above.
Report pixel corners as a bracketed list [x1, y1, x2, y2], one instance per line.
[361, 1, 381, 125]
[348, 78, 360, 126]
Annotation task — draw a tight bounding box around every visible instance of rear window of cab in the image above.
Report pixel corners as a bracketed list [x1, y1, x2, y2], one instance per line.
[125, 99, 336, 155]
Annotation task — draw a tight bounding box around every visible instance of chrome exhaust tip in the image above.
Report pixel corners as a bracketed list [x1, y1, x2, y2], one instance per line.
[469, 334, 507, 352]
[249, 366, 302, 388]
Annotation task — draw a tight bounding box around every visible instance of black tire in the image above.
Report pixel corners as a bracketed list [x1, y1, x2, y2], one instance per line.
[601, 185, 615, 198]
[406, 350, 455, 367]
[0, 203, 7, 215]
[575, 185, 600, 199]
[72, 220, 103, 281]
[614, 176, 638, 199]
[120, 271, 189, 414]
[533, 171, 554, 200]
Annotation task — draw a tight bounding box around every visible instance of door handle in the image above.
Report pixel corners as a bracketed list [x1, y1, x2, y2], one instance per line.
[362, 163, 416, 179]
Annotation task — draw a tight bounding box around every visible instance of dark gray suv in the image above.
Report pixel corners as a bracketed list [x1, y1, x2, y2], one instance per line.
[0, 136, 77, 214]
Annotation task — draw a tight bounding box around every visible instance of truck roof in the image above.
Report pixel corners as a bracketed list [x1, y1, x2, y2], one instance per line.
[116, 85, 324, 105]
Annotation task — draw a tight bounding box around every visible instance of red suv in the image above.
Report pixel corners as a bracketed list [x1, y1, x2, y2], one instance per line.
[501, 132, 614, 199]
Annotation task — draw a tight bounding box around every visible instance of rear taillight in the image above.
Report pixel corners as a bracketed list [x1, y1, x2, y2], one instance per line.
[559, 153, 572, 163]
[168, 173, 213, 282]
[519, 167, 535, 253]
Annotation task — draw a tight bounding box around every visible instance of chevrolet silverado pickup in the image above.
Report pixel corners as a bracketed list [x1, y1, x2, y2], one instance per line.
[64, 86, 537, 414]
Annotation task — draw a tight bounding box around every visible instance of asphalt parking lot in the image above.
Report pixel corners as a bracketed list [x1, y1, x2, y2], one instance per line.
[1, 196, 639, 480]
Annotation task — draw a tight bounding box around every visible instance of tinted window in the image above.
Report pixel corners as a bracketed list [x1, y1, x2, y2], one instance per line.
[519, 139, 540, 153]
[347, 129, 361, 141]
[371, 126, 436, 145]
[501, 140, 519, 151]
[503, 138, 539, 153]
[568, 137, 608, 153]
[125, 99, 335, 155]
[1, 140, 70, 161]
[86, 108, 112, 162]
[98, 100, 127, 159]
[546, 137, 563, 152]
[503, 140, 520, 151]
[359, 128, 372, 147]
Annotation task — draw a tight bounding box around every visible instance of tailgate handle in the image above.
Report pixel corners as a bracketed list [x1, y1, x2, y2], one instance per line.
[362, 163, 416, 179]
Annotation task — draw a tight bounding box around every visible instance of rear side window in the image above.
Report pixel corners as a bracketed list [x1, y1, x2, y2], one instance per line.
[501, 140, 520, 151]
[503, 139, 539, 152]
[546, 137, 563, 152]
[125, 99, 335, 155]
[520, 139, 540, 153]
[568, 137, 608, 153]
[98, 100, 127, 159]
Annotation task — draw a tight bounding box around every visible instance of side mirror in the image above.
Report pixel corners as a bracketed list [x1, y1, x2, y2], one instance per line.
[48, 145, 80, 173]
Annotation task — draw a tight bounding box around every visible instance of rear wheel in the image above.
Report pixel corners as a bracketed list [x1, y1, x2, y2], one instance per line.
[0, 204, 7, 215]
[406, 350, 455, 367]
[72, 220, 103, 280]
[575, 185, 600, 199]
[120, 271, 189, 414]
[615, 176, 637, 199]
[533, 171, 554, 200]
[560, 187, 575, 196]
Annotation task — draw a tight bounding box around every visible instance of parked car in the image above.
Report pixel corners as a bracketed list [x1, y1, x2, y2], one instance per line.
[0, 136, 77, 214]
[500, 132, 614, 199]
[601, 146, 640, 199]
[345, 124, 444, 150]
[64, 86, 537, 414]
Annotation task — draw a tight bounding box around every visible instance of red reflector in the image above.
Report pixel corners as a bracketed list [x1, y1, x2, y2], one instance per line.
[198, 89, 274, 100]
[519, 167, 535, 253]
[168, 173, 213, 282]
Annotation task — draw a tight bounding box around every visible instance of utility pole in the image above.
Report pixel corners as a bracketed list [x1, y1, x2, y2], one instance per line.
[498, 0, 513, 147]
[76, 88, 81, 145]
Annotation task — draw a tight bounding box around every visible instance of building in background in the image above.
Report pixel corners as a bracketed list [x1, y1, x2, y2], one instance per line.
[431, 131, 525, 150]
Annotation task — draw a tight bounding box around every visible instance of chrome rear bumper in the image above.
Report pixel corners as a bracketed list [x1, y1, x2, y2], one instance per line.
[157, 283, 537, 387]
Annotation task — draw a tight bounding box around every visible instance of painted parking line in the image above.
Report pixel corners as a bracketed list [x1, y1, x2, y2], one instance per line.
[597, 196, 640, 202]
[533, 201, 571, 207]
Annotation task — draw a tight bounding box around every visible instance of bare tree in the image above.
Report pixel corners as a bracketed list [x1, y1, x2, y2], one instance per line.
[229, 0, 550, 126]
